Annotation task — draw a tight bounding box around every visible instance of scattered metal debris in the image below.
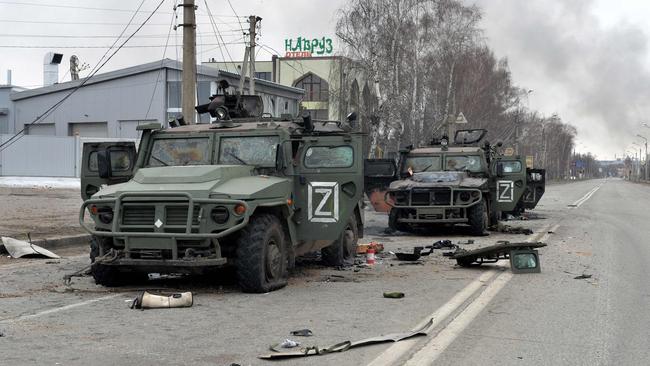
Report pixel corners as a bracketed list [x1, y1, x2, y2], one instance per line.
[130, 291, 193, 309]
[431, 240, 455, 249]
[383, 292, 405, 299]
[259, 318, 434, 359]
[573, 274, 592, 280]
[488, 223, 533, 235]
[450, 241, 546, 273]
[290, 329, 313, 337]
[1, 236, 60, 259]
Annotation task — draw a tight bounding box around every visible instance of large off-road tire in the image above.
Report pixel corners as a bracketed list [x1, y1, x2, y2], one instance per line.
[322, 215, 358, 266]
[91, 263, 126, 287]
[468, 199, 488, 236]
[236, 214, 288, 293]
[89, 235, 112, 263]
[388, 208, 411, 233]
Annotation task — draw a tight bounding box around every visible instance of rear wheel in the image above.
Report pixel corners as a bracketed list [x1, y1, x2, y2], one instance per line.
[322, 216, 358, 266]
[236, 214, 288, 293]
[468, 199, 488, 236]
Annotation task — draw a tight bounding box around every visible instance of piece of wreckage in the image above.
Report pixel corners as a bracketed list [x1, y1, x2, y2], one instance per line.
[450, 241, 546, 273]
[364, 129, 546, 235]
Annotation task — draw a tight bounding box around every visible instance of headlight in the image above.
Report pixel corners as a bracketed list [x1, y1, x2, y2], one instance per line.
[211, 206, 230, 224]
[97, 207, 114, 224]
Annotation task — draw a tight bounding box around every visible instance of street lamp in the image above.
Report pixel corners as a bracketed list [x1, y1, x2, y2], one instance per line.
[632, 142, 642, 180]
[637, 134, 648, 180]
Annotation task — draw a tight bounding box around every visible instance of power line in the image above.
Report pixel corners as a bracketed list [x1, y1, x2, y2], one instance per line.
[0, 30, 245, 39]
[0, 0, 240, 16]
[145, 9, 176, 120]
[203, 0, 240, 73]
[0, 0, 167, 153]
[0, 42, 245, 49]
[0, 19, 242, 26]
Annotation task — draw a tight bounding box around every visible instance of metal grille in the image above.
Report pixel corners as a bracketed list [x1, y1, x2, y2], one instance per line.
[165, 205, 200, 226]
[122, 205, 155, 225]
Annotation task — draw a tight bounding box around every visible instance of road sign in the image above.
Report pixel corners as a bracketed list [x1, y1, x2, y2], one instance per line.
[504, 147, 515, 156]
[455, 112, 468, 124]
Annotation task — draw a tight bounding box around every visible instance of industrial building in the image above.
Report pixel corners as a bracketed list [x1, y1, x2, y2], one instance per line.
[6, 58, 304, 138]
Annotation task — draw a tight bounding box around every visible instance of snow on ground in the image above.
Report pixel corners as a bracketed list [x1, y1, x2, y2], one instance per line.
[0, 176, 80, 189]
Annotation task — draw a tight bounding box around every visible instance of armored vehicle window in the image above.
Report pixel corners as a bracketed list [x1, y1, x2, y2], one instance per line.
[445, 155, 483, 172]
[304, 146, 353, 168]
[402, 156, 441, 173]
[501, 160, 522, 173]
[147, 138, 211, 167]
[88, 151, 132, 172]
[218, 136, 279, 166]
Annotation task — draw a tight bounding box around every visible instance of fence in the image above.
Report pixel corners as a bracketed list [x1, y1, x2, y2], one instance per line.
[0, 134, 136, 177]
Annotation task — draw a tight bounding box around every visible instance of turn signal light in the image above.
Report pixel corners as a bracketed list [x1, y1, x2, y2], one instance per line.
[233, 203, 246, 216]
[90, 205, 98, 215]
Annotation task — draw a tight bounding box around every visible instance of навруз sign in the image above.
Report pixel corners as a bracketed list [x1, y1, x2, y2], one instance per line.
[284, 36, 333, 58]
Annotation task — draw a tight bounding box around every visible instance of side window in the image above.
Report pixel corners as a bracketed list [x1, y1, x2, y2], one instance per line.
[501, 161, 522, 173]
[304, 146, 353, 168]
[88, 151, 132, 172]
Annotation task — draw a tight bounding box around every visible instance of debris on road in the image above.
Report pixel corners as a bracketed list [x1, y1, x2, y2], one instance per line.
[383, 292, 405, 299]
[130, 291, 193, 309]
[431, 240, 455, 249]
[366, 247, 376, 265]
[457, 239, 475, 245]
[1, 236, 60, 259]
[259, 318, 434, 359]
[573, 274, 592, 280]
[357, 241, 384, 254]
[394, 247, 424, 261]
[450, 241, 546, 273]
[488, 223, 533, 235]
[290, 329, 313, 337]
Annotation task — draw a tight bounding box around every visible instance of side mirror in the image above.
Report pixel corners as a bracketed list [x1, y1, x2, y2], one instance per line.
[275, 144, 285, 172]
[97, 150, 112, 179]
[496, 162, 504, 177]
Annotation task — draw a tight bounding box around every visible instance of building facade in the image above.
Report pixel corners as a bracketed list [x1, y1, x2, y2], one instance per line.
[8, 59, 303, 139]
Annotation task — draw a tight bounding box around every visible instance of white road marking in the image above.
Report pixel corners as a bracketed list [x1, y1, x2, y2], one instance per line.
[568, 185, 601, 208]
[367, 224, 558, 366]
[366, 269, 500, 366]
[0, 294, 122, 324]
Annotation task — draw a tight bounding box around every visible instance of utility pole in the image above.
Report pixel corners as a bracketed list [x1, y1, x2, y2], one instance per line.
[180, 0, 196, 124]
[248, 15, 261, 96]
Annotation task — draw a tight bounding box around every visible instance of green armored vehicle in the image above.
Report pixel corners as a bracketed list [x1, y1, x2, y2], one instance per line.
[365, 129, 545, 235]
[79, 91, 364, 293]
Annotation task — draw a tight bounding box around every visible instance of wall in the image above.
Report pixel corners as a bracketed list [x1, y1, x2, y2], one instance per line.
[11, 70, 166, 139]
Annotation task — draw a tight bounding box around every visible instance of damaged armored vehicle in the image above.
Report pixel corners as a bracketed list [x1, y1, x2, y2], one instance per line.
[365, 129, 545, 235]
[79, 86, 363, 293]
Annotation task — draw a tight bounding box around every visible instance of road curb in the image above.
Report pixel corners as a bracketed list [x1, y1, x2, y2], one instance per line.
[30, 234, 90, 250]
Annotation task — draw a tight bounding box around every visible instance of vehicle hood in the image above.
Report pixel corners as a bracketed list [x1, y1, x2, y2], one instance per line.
[389, 171, 487, 189]
[95, 165, 291, 200]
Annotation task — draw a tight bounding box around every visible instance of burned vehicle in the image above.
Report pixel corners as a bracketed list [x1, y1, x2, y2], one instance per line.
[79, 91, 364, 293]
[365, 129, 545, 235]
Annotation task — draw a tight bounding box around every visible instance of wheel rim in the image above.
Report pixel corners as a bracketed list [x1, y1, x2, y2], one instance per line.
[265, 239, 282, 280]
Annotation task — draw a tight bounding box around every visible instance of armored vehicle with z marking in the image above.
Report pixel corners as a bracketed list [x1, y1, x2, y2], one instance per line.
[365, 129, 545, 235]
[80, 89, 364, 293]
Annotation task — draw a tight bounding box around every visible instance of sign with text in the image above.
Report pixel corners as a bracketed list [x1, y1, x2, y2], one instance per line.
[284, 36, 333, 58]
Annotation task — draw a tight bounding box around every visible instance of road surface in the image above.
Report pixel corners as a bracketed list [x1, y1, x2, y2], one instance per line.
[0, 178, 646, 365]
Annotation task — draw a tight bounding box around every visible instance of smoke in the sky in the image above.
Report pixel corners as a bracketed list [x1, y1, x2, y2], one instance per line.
[477, 0, 650, 159]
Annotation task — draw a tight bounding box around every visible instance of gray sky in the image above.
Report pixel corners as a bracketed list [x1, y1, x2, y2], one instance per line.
[1, 0, 648, 159]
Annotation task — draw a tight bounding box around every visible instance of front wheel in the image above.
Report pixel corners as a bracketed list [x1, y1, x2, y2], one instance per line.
[322, 215, 358, 266]
[468, 199, 488, 236]
[236, 214, 288, 293]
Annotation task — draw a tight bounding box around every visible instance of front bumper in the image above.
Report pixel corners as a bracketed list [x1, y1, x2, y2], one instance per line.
[80, 191, 250, 261]
[386, 187, 482, 224]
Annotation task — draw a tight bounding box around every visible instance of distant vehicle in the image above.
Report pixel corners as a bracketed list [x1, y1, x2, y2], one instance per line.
[365, 129, 545, 235]
[79, 86, 364, 293]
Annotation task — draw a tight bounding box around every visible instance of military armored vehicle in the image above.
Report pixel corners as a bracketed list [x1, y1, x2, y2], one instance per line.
[79, 89, 364, 293]
[365, 129, 545, 235]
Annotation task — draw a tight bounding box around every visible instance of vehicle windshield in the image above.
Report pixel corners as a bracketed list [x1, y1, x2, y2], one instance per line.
[445, 155, 483, 172]
[402, 156, 441, 173]
[147, 137, 211, 167]
[218, 135, 280, 166]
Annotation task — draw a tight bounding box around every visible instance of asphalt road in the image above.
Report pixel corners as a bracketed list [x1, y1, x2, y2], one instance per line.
[0, 178, 645, 365]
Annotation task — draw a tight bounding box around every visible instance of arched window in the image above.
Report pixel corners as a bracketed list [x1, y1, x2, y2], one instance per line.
[350, 79, 359, 113]
[294, 73, 329, 102]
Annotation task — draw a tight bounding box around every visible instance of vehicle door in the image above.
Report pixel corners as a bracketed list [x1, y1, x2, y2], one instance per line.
[364, 158, 397, 213]
[81, 142, 137, 200]
[493, 157, 527, 213]
[293, 136, 363, 241]
[521, 168, 546, 209]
